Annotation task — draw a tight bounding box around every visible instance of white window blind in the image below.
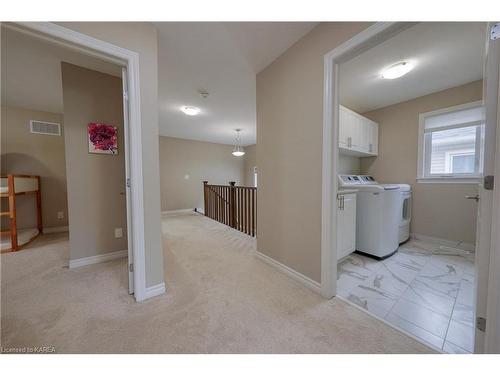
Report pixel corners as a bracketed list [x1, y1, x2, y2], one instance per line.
[419, 102, 484, 181]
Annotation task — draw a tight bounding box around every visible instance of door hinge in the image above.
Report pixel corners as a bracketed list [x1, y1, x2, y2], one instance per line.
[476, 316, 486, 332]
[491, 23, 500, 40]
[484, 175, 494, 190]
[126, 178, 131, 188]
[129, 263, 133, 273]
[123, 90, 129, 101]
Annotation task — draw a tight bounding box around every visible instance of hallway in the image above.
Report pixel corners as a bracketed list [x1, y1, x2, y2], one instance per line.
[1, 212, 433, 353]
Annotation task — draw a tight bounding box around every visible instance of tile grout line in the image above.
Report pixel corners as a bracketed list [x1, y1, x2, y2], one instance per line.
[383, 245, 434, 320]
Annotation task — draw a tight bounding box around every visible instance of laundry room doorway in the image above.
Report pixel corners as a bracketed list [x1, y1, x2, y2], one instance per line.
[322, 22, 500, 354]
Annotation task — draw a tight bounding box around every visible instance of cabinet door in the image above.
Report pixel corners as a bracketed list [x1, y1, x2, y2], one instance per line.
[337, 193, 357, 260]
[359, 116, 371, 153]
[338, 106, 350, 147]
[350, 114, 363, 151]
[365, 120, 379, 155]
[371, 121, 379, 155]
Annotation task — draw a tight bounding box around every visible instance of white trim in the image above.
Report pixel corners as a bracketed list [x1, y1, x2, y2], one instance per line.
[69, 250, 127, 269]
[322, 22, 407, 299]
[144, 282, 166, 300]
[43, 226, 69, 234]
[14, 22, 151, 302]
[411, 233, 475, 253]
[336, 295, 443, 353]
[255, 250, 321, 294]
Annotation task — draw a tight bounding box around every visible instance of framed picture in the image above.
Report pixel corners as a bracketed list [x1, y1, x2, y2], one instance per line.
[87, 122, 118, 155]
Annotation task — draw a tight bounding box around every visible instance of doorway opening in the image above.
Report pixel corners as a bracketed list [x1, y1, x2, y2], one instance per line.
[1, 24, 136, 296]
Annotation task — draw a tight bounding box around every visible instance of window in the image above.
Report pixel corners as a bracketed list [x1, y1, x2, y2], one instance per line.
[418, 101, 484, 182]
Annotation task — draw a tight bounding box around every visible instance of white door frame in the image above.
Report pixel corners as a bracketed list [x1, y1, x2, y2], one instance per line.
[122, 67, 134, 295]
[321, 22, 410, 298]
[482, 25, 500, 353]
[10, 22, 148, 302]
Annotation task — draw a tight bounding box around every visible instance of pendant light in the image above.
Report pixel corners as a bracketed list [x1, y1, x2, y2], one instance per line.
[232, 129, 245, 157]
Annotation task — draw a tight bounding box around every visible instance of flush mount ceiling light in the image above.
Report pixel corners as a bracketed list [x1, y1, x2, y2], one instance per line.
[180, 106, 201, 116]
[381, 61, 414, 79]
[232, 129, 245, 157]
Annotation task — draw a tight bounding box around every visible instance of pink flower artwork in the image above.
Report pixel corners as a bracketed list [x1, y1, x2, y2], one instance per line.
[87, 123, 118, 155]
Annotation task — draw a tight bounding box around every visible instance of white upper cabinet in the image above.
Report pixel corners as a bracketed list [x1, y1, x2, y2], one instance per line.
[338, 105, 378, 157]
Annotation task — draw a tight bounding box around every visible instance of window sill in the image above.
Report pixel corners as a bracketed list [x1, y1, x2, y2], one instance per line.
[417, 177, 482, 184]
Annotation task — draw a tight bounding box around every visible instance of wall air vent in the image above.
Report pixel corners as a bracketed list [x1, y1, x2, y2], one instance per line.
[30, 120, 61, 136]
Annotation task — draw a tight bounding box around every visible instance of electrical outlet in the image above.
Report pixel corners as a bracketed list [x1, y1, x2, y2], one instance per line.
[114, 228, 123, 238]
[57, 211, 64, 219]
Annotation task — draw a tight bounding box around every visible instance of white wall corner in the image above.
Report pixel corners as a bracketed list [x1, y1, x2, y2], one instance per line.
[255, 250, 322, 294]
[69, 249, 128, 269]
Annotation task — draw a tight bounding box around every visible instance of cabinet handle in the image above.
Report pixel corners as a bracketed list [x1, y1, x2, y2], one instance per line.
[339, 195, 345, 210]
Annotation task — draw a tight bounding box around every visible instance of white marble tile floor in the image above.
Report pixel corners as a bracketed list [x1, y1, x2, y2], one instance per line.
[337, 239, 475, 353]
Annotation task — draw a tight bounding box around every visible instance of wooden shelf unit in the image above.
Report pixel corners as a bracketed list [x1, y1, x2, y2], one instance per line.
[1, 174, 42, 251]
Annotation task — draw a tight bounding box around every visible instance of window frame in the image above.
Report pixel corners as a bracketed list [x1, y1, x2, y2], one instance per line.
[417, 101, 484, 184]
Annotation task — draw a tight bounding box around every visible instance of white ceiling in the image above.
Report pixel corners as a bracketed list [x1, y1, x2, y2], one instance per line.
[1, 26, 122, 114]
[340, 22, 486, 114]
[156, 22, 317, 145]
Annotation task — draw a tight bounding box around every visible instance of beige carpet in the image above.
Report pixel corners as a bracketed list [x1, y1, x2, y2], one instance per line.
[1, 212, 434, 353]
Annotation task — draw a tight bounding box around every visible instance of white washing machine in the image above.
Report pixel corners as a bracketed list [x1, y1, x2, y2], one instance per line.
[395, 184, 412, 244]
[338, 175, 402, 259]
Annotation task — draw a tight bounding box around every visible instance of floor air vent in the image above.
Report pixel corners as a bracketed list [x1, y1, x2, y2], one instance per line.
[30, 120, 62, 136]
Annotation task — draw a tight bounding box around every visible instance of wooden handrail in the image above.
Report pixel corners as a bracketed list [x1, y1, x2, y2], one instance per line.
[203, 181, 257, 237]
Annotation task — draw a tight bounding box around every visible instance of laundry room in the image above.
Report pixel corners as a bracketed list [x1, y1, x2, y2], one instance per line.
[334, 22, 485, 353]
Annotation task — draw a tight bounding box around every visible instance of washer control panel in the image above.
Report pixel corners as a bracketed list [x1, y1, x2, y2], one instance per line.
[338, 175, 378, 186]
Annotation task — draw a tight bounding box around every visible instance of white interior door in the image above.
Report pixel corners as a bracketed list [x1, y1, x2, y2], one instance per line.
[474, 24, 499, 353]
[122, 67, 134, 294]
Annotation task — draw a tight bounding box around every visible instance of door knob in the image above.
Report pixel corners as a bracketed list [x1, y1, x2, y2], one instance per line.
[465, 195, 479, 202]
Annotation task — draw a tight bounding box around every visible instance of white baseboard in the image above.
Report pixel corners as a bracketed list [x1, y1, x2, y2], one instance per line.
[411, 232, 475, 253]
[43, 226, 69, 234]
[161, 209, 195, 215]
[144, 282, 166, 299]
[69, 249, 127, 269]
[255, 250, 322, 294]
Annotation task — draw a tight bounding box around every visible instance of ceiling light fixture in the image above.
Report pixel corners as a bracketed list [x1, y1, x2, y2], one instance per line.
[381, 61, 414, 80]
[180, 106, 201, 116]
[232, 129, 245, 157]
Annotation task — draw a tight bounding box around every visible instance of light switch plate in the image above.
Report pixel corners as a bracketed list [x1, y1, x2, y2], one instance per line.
[114, 228, 123, 238]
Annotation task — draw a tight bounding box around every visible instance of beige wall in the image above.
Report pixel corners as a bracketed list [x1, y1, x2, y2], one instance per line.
[244, 144, 257, 187]
[61, 63, 127, 260]
[159, 136, 244, 211]
[257, 22, 372, 283]
[57, 23, 163, 287]
[361, 80, 482, 244]
[338, 154, 361, 175]
[1, 106, 68, 230]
